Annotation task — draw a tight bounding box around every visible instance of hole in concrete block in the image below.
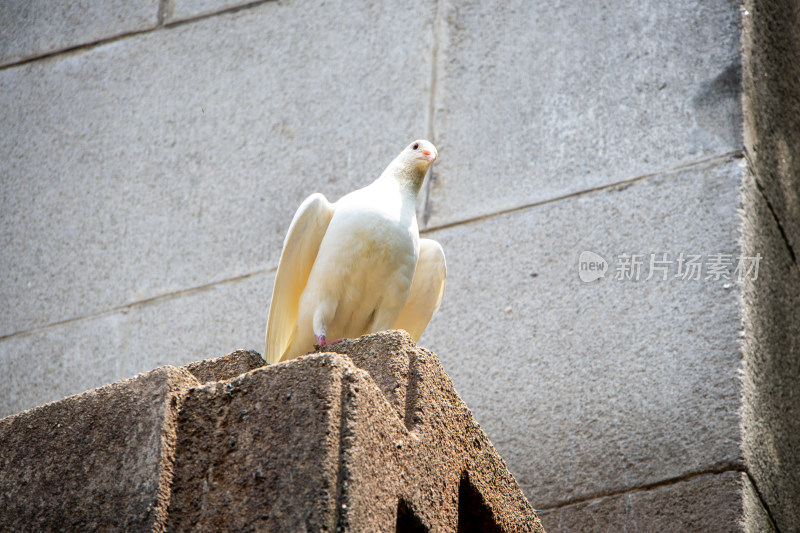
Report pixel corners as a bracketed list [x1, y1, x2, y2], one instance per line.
[457, 472, 502, 533]
[396, 498, 429, 533]
[402, 354, 421, 432]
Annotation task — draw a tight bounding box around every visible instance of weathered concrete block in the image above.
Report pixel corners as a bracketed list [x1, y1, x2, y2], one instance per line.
[740, 169, 800, 533]
[426, 0, 741, 227]
[168, 332, 543, 531]
[538, 471, 743, 532]
[0, 271, 271, 418]
[327, 331, 540, 530]
[421, 156, 744, 506]
[742, 0, 800, 256]
[167, 353, 347, 531]
[184, 348, 265, 383]
[0, 333, 542, 531]
[0, 0, 434, 336]
[0, 365, 199, 531]
[0, 0, 159, 66]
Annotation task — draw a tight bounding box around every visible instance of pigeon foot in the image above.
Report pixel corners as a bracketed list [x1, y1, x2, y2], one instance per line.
[314, 335, 345, 350]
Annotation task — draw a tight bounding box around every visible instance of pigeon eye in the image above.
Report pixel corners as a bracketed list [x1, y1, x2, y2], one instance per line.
[412, 143, 419, 150]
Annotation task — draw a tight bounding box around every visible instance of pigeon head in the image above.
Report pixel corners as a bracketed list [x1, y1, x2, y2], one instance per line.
[375, 139, 438, 195]
[404, 139, 438, 169]
[380, 139, 437, 193]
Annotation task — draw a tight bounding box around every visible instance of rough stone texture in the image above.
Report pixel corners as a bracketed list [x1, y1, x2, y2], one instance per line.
[537, 471, 743, 533]
[184, 348, 265, 383]
[422, 157, 744, 507]
[0, 0, 434, 337]
[164, 0, 256, 23]
[0, 271, 271, 419]
[168, 332, 543, 531]
[0, 332, 543, 531]
[741, 0, 800, 257]
[0, 365, 199, 531]
[167, 353, 347, 531]
[742, 473, 778, 533]
[740, 1, 800, 529]
[326, 331, 540, 531]
[426, 0, 742, 227]
[0, 0, 159, 66]
[740, 170, 800, 533]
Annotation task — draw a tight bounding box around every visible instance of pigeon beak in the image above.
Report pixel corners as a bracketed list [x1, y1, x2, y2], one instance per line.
[421, 149, 437, 162]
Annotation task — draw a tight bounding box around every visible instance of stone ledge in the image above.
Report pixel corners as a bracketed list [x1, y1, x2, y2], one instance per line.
[184, 348, 265, 383]
[0, 365, 198, 531]
[0, 331, 544, 532]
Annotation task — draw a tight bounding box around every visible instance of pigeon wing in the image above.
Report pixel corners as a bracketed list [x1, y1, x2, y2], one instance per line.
[393, 238, 446, 341]
[265, 193, 335, 364]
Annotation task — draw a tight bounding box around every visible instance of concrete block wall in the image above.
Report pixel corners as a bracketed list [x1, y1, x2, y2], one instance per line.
[2, 0, 795, 529]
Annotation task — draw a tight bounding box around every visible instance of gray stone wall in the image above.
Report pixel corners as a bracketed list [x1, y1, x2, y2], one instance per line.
[2, 0, 792, 529]
[740, 0, 800, 531]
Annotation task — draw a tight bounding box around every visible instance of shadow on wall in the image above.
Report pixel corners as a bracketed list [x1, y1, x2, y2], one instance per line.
[740, 0, 800, 531]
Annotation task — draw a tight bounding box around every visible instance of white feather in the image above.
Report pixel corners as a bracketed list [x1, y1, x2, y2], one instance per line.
[265, 140, 446, 363]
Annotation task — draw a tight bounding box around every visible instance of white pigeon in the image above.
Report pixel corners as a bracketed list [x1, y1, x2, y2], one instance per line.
[264, 139, 446, 364]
